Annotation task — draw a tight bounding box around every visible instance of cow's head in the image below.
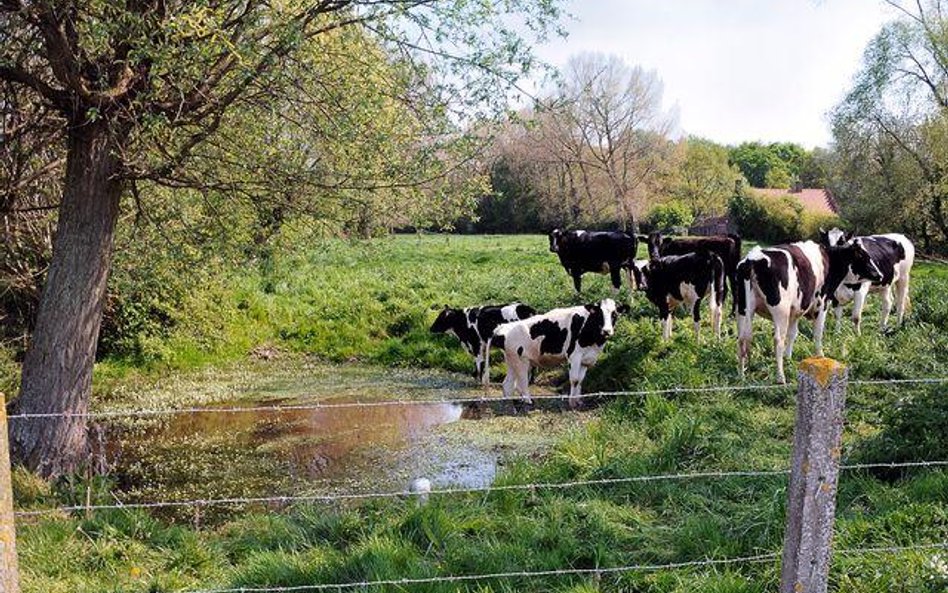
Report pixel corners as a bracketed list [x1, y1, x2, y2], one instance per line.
[548, 228, 563, 253]
[598, 298, 628, 338]
[829, 239, 883, 283]
[430, 306, 465, 334]
[646, 231, 663, 260]
[819, 227, 854, 247]
[630, 260, 650, 291]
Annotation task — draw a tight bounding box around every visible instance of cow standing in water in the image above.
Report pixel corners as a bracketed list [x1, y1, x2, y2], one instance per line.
[736, 240, 882, 383]
[548, 229, 639, 294]
[493, 298, 627, 405]
[430, 303, 536, 385]
[819, 228, 915, 334]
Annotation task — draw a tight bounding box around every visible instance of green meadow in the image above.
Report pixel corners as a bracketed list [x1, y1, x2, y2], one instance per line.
[10, 234, 948, 592]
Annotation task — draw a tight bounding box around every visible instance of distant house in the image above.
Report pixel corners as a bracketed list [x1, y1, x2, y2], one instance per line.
[753, 186, 839, 216]
[687, 186, 838, 237]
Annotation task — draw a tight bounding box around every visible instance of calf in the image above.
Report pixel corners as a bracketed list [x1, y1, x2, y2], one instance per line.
[631, 251, 725, 341]
[493, 298, 627, 405]
[548, 229, 638, 294]
[430, 302, 537, 385]
[819, 228, 915, 334]
[736, 240, 882, 383]
[647, 232, 742, 313]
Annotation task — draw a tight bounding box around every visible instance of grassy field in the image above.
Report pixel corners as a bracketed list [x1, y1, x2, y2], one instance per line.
[11, 234, 948, 592]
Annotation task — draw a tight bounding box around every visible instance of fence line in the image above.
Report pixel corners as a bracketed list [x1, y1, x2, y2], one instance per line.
[15, 460, 948, 518]
[9, 376, 947, 421]
[173, 542, 948, 593]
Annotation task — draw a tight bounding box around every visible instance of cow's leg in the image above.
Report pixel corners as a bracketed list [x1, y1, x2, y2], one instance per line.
[879, 285, 894, 329]
[517, 362, 532, 404]
[785, 317, 800, 360]
[813, 302, 829, 358]
[894, 268, 911, 325]
[659, 302, 673, 340]
[851, 285, 869, 335]
[691, 296, 702, 342]
[480, 343, 492, 386]
[773, 311, 789, 384]
[737, 291, 755, 379]
[567, 354, 587, 408]
[834, 303, 844, 333]
[474, 345, 486, 385]
[609, 263, 622, 295]
[711, 297, 722, 339]
[571, 269, 583, 294]
[501, 347, 520, 398]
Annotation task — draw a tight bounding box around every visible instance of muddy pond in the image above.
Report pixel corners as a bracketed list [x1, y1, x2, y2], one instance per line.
[104, 359, 592, 516]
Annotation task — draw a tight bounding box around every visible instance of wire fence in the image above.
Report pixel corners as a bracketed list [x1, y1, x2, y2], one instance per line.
[173, 542, 948, 593]
[8, 375, 948, 591]
[6, 376, 945, 421]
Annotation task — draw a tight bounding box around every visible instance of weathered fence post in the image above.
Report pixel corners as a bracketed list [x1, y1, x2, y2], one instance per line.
[0, 394, 20, 593]
[779, 358, 848, 593]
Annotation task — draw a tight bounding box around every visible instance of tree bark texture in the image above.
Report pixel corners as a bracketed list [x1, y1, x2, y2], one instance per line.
[10, 121, 124, 477]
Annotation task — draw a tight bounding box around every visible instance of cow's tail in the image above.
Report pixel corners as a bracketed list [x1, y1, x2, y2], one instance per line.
[710, 253, 726, 308]
[735, 258, 755, 376]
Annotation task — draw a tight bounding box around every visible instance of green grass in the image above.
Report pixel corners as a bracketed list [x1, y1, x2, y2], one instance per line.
[10, 234, 948, 592]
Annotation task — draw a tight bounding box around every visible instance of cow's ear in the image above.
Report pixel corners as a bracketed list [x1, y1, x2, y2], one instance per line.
[617, 303, 631, 315]
[844, 230, 855, 242]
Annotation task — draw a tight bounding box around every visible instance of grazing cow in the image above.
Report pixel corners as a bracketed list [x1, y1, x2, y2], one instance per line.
[736, 240, 882, 383]
[647, 232, 742, 313]
[430, 303, 537, 385]
[631, 251, 726, 341]
[492, 298, 627, 405]
[819, 228, 915, 334]
[548, 229, 639, 294]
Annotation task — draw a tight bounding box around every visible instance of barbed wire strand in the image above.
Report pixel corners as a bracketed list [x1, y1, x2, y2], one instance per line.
[172, 542, 948, 593]
[15, 460, 948, 518]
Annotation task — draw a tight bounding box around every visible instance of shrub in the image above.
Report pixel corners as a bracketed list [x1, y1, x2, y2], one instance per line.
[728, 188, 801, 243]
[646, 201, 694, 232]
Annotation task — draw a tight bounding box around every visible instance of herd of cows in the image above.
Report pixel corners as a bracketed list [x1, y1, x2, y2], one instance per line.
[430, 228, 916, 401]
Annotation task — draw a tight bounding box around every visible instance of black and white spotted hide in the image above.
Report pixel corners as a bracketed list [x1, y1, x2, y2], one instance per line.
[493, 298, 627, 405]
[632, 251, 725, 341]
[819, 227, 915, 334]
[735, 239, 882, 384]
[430, 303, 537, 385]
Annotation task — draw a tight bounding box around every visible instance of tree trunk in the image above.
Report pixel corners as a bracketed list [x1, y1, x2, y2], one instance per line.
[10, 121, 124, 477]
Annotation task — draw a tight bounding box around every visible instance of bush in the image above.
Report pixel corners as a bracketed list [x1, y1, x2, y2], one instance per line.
[646, 201, 694, 232]
[728, 188, 842, 243]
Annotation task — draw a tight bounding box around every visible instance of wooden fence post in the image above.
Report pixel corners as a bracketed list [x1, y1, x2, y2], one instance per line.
[779, 358, 848, 593]
[0, 394, 20, 593]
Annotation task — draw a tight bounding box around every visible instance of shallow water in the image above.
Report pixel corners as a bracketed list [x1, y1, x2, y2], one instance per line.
[109, 360, 588, 507]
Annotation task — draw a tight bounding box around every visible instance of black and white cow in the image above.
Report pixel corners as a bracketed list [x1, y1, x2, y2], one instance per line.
[548, 229, 639, 294]
[647, 232, 742, 313]
[736, 240, 882, 383]
[631, 251, 726, 341]
[430, 303, 537, 385]
[819, 227, 915, 334]
[492, 298, 627, 405]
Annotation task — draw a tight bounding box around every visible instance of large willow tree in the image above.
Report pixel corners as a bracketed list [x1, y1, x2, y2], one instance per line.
[0, 0, 561, 476]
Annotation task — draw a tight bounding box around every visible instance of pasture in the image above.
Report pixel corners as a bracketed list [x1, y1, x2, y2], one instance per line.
[11, 234, 948, 593]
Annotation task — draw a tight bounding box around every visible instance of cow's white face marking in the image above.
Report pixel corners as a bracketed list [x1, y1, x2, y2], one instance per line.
[600, 298, 618, 336]
[746, 247, 770, 263]
[827, 227, 847, 246]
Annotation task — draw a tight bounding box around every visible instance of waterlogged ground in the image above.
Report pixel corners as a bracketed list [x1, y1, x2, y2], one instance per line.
[101, 357, 593, 519]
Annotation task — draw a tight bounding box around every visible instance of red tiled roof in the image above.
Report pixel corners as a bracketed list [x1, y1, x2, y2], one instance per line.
[754, 188, 838, 215]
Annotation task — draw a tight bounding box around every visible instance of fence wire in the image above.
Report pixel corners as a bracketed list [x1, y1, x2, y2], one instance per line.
[15, 460, 948, 518]
[174, 542, 948, 593]
[7, 376, 946, 421]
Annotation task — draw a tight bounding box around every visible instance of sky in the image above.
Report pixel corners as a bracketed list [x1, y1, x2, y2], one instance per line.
[530, 0, 897, 148]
